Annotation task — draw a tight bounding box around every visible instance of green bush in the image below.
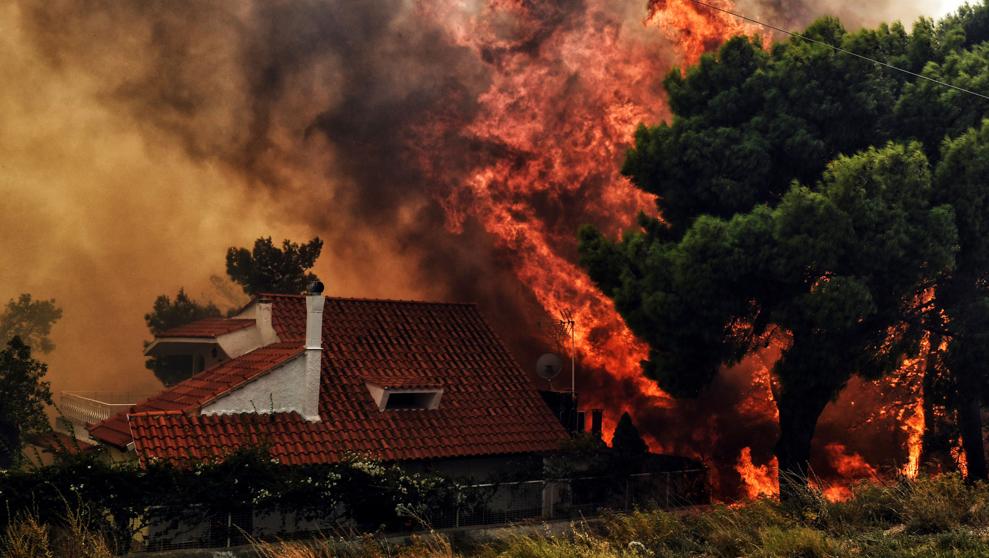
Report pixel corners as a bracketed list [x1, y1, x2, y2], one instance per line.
[827, 481, 907, 532]
[685, 500, 794, 557]
[601, 509, 692, 555]
[753, 526, 842, 558]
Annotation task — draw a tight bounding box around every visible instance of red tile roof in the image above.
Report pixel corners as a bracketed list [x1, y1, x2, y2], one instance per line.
[89, 343, 303, 447]
[157, 318, 255, 338]
[127, 411, 333, 465]
[25, 431, 96, 455]
[362, 372, 443, 390]
[95, 295, 568, 464]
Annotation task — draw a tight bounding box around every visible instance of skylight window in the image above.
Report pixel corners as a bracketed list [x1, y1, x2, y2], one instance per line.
[365, 381, 443, 411]
[385, 392, 437, 410]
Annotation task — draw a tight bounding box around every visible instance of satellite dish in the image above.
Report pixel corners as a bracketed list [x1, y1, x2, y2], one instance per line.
[536, 353, 563, 382]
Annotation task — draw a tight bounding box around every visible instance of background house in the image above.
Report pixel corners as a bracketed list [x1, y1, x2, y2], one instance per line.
[85, 285, 568, 480]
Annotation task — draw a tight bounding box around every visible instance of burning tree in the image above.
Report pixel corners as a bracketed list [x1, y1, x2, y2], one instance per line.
[924, 122, 989, 481]
[581, 141, 956, 492]
[577, 13, 989, 490]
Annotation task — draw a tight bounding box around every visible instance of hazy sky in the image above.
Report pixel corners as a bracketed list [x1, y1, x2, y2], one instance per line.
[937, 0, 973, 16]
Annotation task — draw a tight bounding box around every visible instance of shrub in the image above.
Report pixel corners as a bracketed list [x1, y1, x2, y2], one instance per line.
[2, 515, 53, 558]
[492, 528, 621, 558]
[753, 526, 842, 558]
[901, 475, 975, 534]
[827, 480, 906, 532]
[684, 500, 794, 557]
[253, 532, 455, 558]
[1, 508, 111, 558]
[601, 509, 695, 555]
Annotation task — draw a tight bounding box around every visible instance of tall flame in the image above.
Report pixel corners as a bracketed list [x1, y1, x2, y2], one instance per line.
[413, 0, 756, 445]
[736, 447, 778, 499]
[417, 0, 938, 496]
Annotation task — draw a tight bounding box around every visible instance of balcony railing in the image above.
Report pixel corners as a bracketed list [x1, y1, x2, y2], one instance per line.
[59, 391, 149, 428]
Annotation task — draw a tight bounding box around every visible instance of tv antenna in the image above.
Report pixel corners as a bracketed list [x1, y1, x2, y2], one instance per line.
[536, 353, 563, 390]
[535, 309, 578, 399]
[559, 309, 576, 400]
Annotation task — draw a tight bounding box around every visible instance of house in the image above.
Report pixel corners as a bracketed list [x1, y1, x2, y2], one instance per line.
[87, 283, 569, 479]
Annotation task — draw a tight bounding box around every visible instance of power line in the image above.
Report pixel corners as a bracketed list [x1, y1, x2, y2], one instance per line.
[683, 0, 989, 102]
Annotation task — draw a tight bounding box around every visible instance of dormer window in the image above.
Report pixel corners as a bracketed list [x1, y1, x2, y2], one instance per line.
[364, 377, 443, 411]
[383, 390, 442, 410]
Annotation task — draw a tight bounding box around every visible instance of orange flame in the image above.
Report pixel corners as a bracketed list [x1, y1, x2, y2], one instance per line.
[951, 437, 968, 478]
[736, 447, 778, 499]
[900, 399, 925, 479]
[418, 0, 759, 445]
[816, 443, 878, 501]
[416, 0, 934, 498]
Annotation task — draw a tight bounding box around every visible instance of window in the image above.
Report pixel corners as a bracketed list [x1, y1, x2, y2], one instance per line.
[365, 381, 443, 411]
[385, 392, 437, 410]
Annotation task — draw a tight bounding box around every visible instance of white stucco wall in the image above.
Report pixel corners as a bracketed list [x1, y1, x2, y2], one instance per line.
[201, 354, 312, 417]
[215, 325, 268, 360]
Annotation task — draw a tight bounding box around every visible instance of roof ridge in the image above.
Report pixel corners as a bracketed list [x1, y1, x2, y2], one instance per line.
[128, 409, 187, 418]
[197, 347, 305, 407]
[261, 292, 477, 307]
[163, 342, 303, 390]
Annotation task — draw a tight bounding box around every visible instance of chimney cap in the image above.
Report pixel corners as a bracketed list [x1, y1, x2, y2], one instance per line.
[307, 280, 325, 295]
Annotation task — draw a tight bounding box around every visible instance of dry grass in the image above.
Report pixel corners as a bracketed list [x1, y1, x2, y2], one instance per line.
[1, 506, 112, 558]
[5, 475, 989, 557]
[252, 531, 455, 558]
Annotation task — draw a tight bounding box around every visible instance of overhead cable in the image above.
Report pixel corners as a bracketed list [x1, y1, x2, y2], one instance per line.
[684, 0, 989, 101]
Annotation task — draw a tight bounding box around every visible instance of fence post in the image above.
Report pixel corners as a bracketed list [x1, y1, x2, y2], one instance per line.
[666, 472, 671, 508]
[541, 481, 554, 519]
[455, 487, 461, 529]
[226, 512, 232, 548]
[624, 478, 630, 512]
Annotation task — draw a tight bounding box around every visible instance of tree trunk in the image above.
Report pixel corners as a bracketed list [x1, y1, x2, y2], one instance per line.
[0, 419, 19, 469]
[775, 386, 833, 498]
[920, 342, 955, 473]
[956, 383, 988, 481]
[938, 275, 988, 481]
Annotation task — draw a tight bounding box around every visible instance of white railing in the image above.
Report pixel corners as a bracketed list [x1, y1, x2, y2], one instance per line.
[59, 391, 146, 426]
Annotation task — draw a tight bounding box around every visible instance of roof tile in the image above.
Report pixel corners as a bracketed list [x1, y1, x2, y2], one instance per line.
[101, 295, 567, 465]
[157, 318, 255, 338]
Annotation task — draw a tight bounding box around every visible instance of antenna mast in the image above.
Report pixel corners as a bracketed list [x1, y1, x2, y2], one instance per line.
[560, 310, 576, 400]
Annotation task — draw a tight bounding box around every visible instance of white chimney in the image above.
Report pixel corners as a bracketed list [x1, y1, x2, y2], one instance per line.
[255, 299, 278, 345]
[302, 281, 325, 421]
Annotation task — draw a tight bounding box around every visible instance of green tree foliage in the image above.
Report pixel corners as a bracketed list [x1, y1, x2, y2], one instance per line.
[921, 120, 989, 480]
[582, 144, 957, 488]
[0, 449, 458, 552]
[225, 237, 323, 297]
[0, 338, 53, 469]
[0, 294, 62, 355]
[143, 289, 221, 387]
[583, 4, 989, 486]
[144, 289, 221, 337]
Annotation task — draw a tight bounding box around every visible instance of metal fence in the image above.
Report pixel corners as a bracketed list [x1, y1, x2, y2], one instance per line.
[132, 469, 707, 552]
